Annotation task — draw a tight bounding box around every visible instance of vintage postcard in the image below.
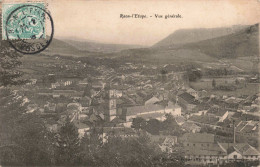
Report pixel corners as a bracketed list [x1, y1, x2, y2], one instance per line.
[0, 0, 259, 166]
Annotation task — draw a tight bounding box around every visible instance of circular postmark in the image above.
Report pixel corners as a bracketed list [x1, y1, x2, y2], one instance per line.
[5, 5, 54, 54]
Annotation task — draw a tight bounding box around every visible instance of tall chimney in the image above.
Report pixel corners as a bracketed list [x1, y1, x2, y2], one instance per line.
[233, 120, 236, 144]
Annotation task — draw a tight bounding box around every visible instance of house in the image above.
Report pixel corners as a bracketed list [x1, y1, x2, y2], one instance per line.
[160, 136, 178, 153]
[186, 88, 198, 99]
[92, 80, 105, 89]
[184, 143, 226, 166]
[137, 112, 166, 121]
[115, 90, 123, 98]
[178, 92, 199, 112]
[79, 113, 88, 120]
[26, 104, 38, 113]
[80, 96, 91, 109]
[44, 118, 59, 133]
[26, 79, 37, 85]
[164, 102, 182, 116]
[198, 90, 208, 98]
[150, 134, 178, 153]
[189, 115, 219, 129]
[225, 146, 243, 160]
[175, 116, 186, 126]
[61, 80, 72, 86]
[52, 90, 84, 97]
[121, 102, 181, 127]
[46, 123, 58, 133]
[190, 110, 208, 117]
[73, 120, 90, 138]
[51, 82, 60, 89]
[44, 102, 56, 112]
[235, 120, 259, 137]
[182, 133, 260, 165]
[181, 133, 225, 165]
[91, 88, 102, 97]
[78, 78, 88, 86]
[145, 96, 160, 106]
[218, 143, 260, 161]
[180, 133, 215, 147]
[215, 120, 234, 134]
[207, 107, 229, 122]
[102, 127, 137, 143]
[67, 103, 82, 121]
[55, 103, 67, 113]
[181, 122, 201, 133]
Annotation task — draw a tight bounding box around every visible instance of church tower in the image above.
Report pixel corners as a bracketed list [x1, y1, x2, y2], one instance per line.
[104, 84, 117, 122]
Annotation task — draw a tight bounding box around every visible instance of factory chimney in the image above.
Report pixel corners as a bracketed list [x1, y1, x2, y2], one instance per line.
[233, 120, 236, 144]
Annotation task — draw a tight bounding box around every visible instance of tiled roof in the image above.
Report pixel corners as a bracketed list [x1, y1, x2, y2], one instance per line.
[232, 112, 242, 118]
[189, 115, 219, 125]
[137, 112, 165, 120]
[179, 92, 199, 105]
[185, 143, 226, 156]
[226, 146, 240, 154]
[150, 135, 177, 145]
[126, 105, 146, 116]
[145, 96, 160, 105]
[175, 116, 186, 125]
[208, 108, 228, 117]
[182, 122, 201, 131]
[218, 143, 260, 156]
[126, 102, 179, 117]
[242, 145, 260, 156]
[240, 124, 255, 133]
[111, 117, 125, 123]
[73, 121, 90, 129]
[181, 133, 215, 143]
[193, 103, 211, 112]
[103, 127, 136, 135]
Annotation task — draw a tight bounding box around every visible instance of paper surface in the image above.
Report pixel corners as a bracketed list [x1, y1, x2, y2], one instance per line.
[0, 0, 259, 166]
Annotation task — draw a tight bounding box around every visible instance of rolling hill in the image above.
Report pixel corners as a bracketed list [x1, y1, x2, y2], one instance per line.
[42, 37, 109, 57]
[153, 25, 249, 48]
[114, 24, 258, 69]
[180, 24, 259, 58]
[62, 39, 143, 53]
[43, 38, 87, 56]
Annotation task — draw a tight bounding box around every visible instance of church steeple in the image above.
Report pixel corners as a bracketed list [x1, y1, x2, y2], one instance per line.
[104, 85, 117, 122]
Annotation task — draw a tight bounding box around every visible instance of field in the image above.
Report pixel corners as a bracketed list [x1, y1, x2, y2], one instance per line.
[190, 78, 259, 97]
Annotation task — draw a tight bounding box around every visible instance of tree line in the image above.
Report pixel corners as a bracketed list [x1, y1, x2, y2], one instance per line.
[131, 114, 183, 136]
[0, 90, 183, 166]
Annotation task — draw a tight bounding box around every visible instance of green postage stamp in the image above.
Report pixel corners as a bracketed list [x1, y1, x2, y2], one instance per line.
[2, 2, 46, 40]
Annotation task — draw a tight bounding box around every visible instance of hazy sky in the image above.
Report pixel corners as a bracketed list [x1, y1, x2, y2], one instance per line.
[46, 0, 260, 46]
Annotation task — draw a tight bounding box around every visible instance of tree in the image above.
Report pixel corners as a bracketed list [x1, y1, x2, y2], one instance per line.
[0, 89, 55, 165]
[13, 113, 56, 165]
[0, 41, 55, 165]
[162, 114, 182, 136]
[99, 133, 161, 167]
[80, 127, 103, 165]
[160, 69, 168, 82]
[212, 79, 216, 88]
[83, 84, 92, 97]
[55, 117, 80, 165]
[235, 79, 240, 85]
[131, 117, 147, 130]
[224, 68, 228, 75]
[145, 119, 161, 135]
[186, 69, 202, 82]
[0, 89, 27, 165]
[0, 41, 26, 86]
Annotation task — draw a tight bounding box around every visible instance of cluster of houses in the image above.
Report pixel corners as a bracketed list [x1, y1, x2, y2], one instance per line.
[20, 60, 260, 166]
[181, 133, 260, 165]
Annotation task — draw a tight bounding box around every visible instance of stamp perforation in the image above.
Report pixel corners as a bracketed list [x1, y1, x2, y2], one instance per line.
[2, 1, 46, 40]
